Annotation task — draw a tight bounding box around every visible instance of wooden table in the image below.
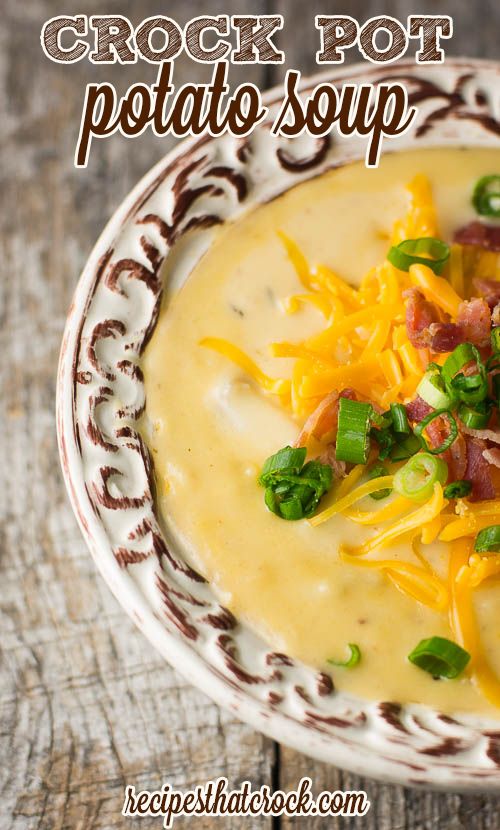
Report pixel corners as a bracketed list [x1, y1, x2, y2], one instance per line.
[2, 1, 500, 827]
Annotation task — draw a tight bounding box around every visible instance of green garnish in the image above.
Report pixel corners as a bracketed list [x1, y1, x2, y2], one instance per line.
[474, 525, 500, 553]
[370, 409, 392, 429]
[408, 636, 470, 679]
[259, 446, 332, 521]
[327, 643, 361, 669]
[259, 446, 306, 479]
[370, 426, 395, 460]
[493, 374, 500, 409]
[457, 400, 492, 429]
[393, 452, 448, 502]
[367, 463, 392, 500]
[442, 343, 488, 406]
[414, 409, 458, 455]
[387, 237, 450, 275]
[390, 402, 410, 435]
[472, 175, 500, 218]
[442, 343, 477, 383]
[443, 480, 473, 499]
[335, 398, 372, 465]
[389, 433, 421, 462]
[491, 327, 500, 354]
[416, 366, 453, 410]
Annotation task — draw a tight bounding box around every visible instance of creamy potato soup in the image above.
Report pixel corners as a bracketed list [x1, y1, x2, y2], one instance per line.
[143, 148, 500, 714]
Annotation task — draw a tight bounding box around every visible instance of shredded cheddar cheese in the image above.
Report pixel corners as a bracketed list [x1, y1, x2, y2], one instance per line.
[449, 540, 500, 707]
[344, 495, 412, 525]
[409, 263, 463, 318]
[199, 337, 291, 397]
[201, 175, 452, 417]
[308, 475, 395, 526]
[339, 483, 447, 557]
[340, 550, 448, 613]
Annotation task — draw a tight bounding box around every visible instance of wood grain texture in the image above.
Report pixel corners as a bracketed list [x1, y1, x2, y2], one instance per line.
[1, 0, 500, 828]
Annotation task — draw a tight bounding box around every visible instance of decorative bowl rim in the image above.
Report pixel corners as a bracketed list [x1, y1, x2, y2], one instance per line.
[57, 58, 500, 791]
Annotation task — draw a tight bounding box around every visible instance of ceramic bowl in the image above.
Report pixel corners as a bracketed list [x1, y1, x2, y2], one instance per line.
[57, 59, 500, 790]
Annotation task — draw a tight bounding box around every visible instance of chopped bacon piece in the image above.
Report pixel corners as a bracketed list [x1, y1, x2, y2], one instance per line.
[454, 221, 500, 252]
[456, 297, 491, 347]
[405, 395, 433, 423]
[464, 437, 496, 500]
[425, 415, 467, 482]
[483, 447, 500, 469]
[294, 388, 356, 447]
[404, 288, 441, 348]
[428, 322, 464, 352]
[461, 425, 500, 444]
[317, 444, 347, 478]
[446, 432, 468, 482]
[473, 278, 500, 310]
[405, 289, 491, 352]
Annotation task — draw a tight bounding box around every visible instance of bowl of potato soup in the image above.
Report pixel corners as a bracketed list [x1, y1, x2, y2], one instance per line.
[58, 60, 500, 789]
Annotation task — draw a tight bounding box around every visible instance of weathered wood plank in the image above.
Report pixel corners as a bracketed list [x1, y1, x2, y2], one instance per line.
[278, 748, 500, 829]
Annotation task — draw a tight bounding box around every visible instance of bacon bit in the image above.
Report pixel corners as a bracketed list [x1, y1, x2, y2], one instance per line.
[425, 415, 467, 482]
[473, 278, 500, 310]
[460, 425, 500, 445]
[294, 388, 356, 447]
[456, 297, 491, 347]
[317, 444, 347, 478]
[464, 437, 496, 501]
[454, 221, 500, 252]
[446, 432, 468, 482]
[428, 322, 464, 352]
[405, 395, 433, 423]
[405, 289, 491, 351]
[404, 288, 441, 348]
[483, 447, 500, 469]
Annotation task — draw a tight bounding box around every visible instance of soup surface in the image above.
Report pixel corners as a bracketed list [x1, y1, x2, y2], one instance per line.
[143, 148, 500, 714]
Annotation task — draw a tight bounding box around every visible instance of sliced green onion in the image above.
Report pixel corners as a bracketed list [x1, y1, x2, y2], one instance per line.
[279, 496, 306, 520]
[493, 375, 500, 408]
[259, 446, 306, 483]
[488, 354, 500, 373]
[474, 525, 500, 553]
[408, 637, 470, 679]
[414, 409, 458, 455]
[387, 237, 450, 276]
[458, 400, 492, 429]
[442, 343, 476, 385]
[390, 403, 410, 435]
[394, 452, 448, 502]
[370, 409, 392, 429]
[472, 175, 500, 218]
[443, 480, 473, 499]
[491, 327, 500, 354]
[390, 433, 422, 462]
[450, 372, 488, 406]
[260, 448, 332, 521]
[367, 463, 392, 500]
[417, 368, 452, 410]
[336, 398, 372, 465]
[442, 343, 488, 405]
[370, 427, 395, 460]
[327, 643, 361, 669]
